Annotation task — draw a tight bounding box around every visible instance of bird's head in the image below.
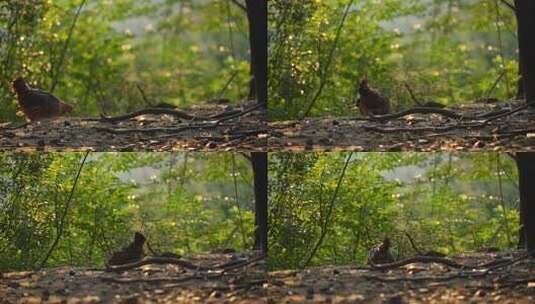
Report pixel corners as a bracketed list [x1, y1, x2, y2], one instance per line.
[12, 76, 29, 93]
[59, 102, 74, 114]
[382, 237, 390, 249]
[133, 232, 146, 246]
[359, 78, 370, 96]
[359, 78, 368, 87]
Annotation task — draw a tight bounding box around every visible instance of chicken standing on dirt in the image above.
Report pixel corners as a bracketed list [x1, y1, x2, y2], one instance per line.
[108, 232, 146, 266]
[368, 237, 395, 265]
[11, 77, 73, 121]
[356, 79, 391, 116]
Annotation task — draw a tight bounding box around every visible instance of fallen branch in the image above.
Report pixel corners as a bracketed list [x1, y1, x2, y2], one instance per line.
[94, 124, 212, 135]
[106, 257, 212, 272]
[369, 256, 468, 271]
[366, 99, 533, 124]
[106, 254, 265, 273]
[484, 250, 534, 272]
[480, 101, 535, 124]
[365, 251, 534, 283]
[475, 108, 511, 119]
[96, 104, 264, 135]
[364, 101, 535, 135]
[162, 278, 267, 291]
[362, 123, 475, 134]
[100, 108, 197, 122]
[102, 272, 223, 284]
[369, 107, 465, 121]
[363, 272, 469, 283]
[99, 102, 261, 124]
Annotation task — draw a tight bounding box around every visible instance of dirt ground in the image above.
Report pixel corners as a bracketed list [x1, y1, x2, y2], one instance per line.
[3, 250, 535, 303]
[0, 102, 267, 152]
[0, 253, 267, 304]
[268, 102, 535, 152]
[266, 250, 535, 303]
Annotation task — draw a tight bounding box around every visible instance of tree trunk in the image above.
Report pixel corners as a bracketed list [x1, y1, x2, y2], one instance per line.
[514, 1, 535, 104]
[518, 221, 525, 249]
[245, 1, 267, 109]
[516, 152, 535, 254]
[516, 62, 524, 100]
[251, 152, 268, 254]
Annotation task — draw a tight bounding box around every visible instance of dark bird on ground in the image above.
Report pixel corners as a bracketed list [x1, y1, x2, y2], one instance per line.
[11, 77, 73, 121]
[368, 237, 395, 265]
[356, 79, 391, 116]
[108, 232, 146, 266]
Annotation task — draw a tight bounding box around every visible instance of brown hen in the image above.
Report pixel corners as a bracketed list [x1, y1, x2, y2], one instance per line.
[12, 77, 73, 121]
[356, 79, 390, 116]
[108, 232, 146, 266]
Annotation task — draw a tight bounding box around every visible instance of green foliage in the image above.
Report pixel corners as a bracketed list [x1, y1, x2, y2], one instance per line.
[268, 152, 519, 270]
[269, 0, 518, 119]
[0, 0, 250, 122]
[0, 152, 255, 271]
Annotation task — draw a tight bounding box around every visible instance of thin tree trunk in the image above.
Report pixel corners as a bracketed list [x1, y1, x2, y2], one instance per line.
[516, 152, 535, 254]
[50, 0, 88, 93]
[303, 153, 353, 267]
[251, 152, 268, 254]
[517, 61, 524, 100]
[39, 152, 90, 268]
[514, 1, 535, 104]
[245, 1, 267, 109]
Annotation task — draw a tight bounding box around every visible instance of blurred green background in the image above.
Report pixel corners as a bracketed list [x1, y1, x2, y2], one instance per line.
[0, 0, 251, 121]
[0, 152, 255, 271]
[269, 152, 519, 270]
[269, 0, 518, 119]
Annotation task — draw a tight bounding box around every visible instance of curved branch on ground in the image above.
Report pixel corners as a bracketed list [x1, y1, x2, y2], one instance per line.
[105, 254, 265, 273]
[369, 107, 465, 121]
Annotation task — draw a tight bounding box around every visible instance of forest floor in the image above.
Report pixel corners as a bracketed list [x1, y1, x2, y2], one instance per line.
[267, 250, 535, 303]
[268, 101, 535, 151]
[2, 251, 535, 303]
[0, 101, 267, 152]
[0, 252, 267, 304]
